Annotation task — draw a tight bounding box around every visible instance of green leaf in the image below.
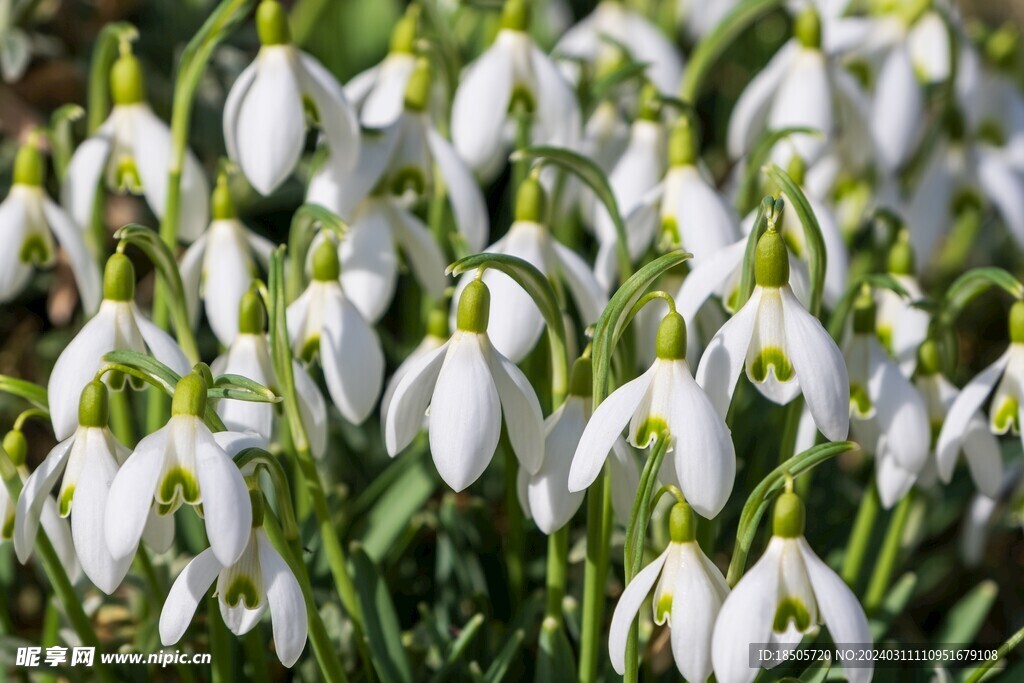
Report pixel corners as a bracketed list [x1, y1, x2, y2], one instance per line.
[764, 164, 828, 316]
[113, 225, 199, 362]
[483, 628, 525, 683]
[0, 376, 48, 412]
[210, 374, 280, 403]
[430, 614, 486, 683]
[511, 146, 632, 282]
[938, 268, 1024, 330]
[350, 547, 414, 683]
[355, 452, 438, 563]
[679, 0, 786, 102]
[736, 197, 773, 310]
[727, 441, 858, 586]
[735, 127, 819, 213]
[591, 250, 692, 404]
[962, 623, 1024, 683]
[827, 273, 914, 340]
[934, 580, 997, 645]
[869, 572, 918, 641]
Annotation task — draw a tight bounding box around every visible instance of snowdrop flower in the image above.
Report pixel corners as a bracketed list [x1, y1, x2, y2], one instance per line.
[224, 0, 359, 195]
[179, 177, 274, 346]
[609, 501, 728, 682]
[569, 310, 736, 518]
[212, 292, 328, 458]
[727, 8, 868, 169]
[160, 495, 306, 667]
[288, 240, 384, 425]
[1, 429, 79, 580]
[385, 279, 544, 491]
[916, 340, 1002, 497]
[452, 177, 606, 363]
[451, 0, 580, 178]
[344, 6, 420, 128]
[843, 294, 930, 508]
[0, 140, 100, 313]
[554, 0, 684, 94]
[956, 34, 1024, 168]
[63, 48, 208, 242]
[47, 254, 191, 441]
[712, 491, 872, 683]
[16, 382, 133, 592]
[592, 92, 667, 290]
[308, 61, 486, 321]
[381, 308, 449, 436]
[696, 224, 850, 442]
[934, 302, 1024, 495]
[959, 464, 1023, 567]
[875, 235, 929, 375]
[105, 371, 253, 565]
[518, 357, 638, 533]
[633, 118, 740, 262]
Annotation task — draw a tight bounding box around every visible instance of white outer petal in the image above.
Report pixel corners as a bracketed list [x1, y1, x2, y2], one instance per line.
[487, 341, 545, 475]
[160, 548, 222, 645]
[696, 287, 762, 419]
[608, 547, 670, 674]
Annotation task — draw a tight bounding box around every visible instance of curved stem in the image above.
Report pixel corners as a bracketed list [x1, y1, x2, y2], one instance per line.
[865, 489, 918, 611]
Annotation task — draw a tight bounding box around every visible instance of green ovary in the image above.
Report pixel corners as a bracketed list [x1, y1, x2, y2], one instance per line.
[58, 485, 75, 517]
[773, 596, 812, 633]
[850, 384, 873, 417]
[634, 416, 668, 449]
[158, 467, 200, 508]
[750, 347, 794, 383]
[224, 576, 261, 610]
[992, 397, 1020, 434]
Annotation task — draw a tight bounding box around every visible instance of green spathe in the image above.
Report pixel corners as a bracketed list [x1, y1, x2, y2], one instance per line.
[78, 381, 110, 429]
[655, 312, 687, 360]
[103, 254, 136, 302]
[257, 0, 291, 46]
[773, 491, 806, 538]
[457, 280, 491, 333]
[171, 372, 208, 418]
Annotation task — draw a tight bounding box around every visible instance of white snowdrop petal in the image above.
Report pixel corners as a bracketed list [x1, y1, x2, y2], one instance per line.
[487, 342, 545, 475]
[160, 548, 222, 645]
[608, 548, 670, 674]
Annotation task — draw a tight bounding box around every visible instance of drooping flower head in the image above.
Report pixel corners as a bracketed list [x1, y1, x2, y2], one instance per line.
[345, 4, 421, 128]
[225, 0, 359, 195]
[64, 45, 208, 242]
[385, 278, 544, 491]
[105, 370, 253, 566]
[569, 310, 736, 518]
[609, 501, 728, 682]
[160, 490, 307, 667]
[47, 254, 191, 440]
[712, 491, 872, 683]
[0, 138, 100, 313]
[696, 222, 850, 443]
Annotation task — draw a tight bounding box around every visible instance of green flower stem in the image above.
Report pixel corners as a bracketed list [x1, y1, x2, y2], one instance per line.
[148, 0, 253, 431]
[964, 623, 1024, 683]
[0, 455, 114, 683]
[513, 111, 532, 192]
[864, 489, 917, 611]
[544, 526, 569, 623]
[841, 480, 880, 588]
[242, 631, 272, 683]
[263, 506, 349, 682]
[505, 443, 525, 611]
[208, 599, 233, 682]
[108, 388, 136, 447]
[578, 474, 609, 683]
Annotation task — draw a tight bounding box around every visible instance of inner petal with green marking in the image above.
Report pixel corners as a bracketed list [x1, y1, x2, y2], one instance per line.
[217, 532, 264, 610]
[990, 395, 1019, 435]
[850, 383, 874, 419]
[746, 289, 796, 387]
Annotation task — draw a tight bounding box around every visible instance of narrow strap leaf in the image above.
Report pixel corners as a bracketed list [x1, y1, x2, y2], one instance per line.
[765, 164, 828, 316]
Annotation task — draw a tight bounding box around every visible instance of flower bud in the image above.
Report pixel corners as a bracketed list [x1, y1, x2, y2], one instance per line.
[754, 227, 789, 288]
[456, 279, 490, 333]
[568, 357, 593, 397]
[500, 0, 530, 32]
[794, 8, 822, 50]
[655, 312, 687, 360]
[257, 0, 291, 46]
[111, 51, 145, 106]
[13, 142, 45, 187]
[171, 371, 208, 418]
[669, 500, 697, 543]
[311, 239, 341, 282]
[78, 381, 110, 428]
[103, 253, 136, 302]
[1010, 301, 1024, 344]
[772, 491, 805, 538]
[514, 177, 547, 223]
[668, 118, 697, 167]
[2, 430, 27, 467]
[238, 290, 266, 335]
